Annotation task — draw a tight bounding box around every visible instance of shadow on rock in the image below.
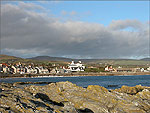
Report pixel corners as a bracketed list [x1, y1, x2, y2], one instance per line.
[77, 108, 94, 113]
[29, 99, 54, 111]
[35, 93, 64, 107]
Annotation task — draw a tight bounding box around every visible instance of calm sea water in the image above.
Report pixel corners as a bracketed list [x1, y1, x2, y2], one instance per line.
[0, 75, 150, 89]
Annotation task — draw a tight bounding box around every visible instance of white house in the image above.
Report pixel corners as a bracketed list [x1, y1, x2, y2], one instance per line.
[105, 66, 109, 71]
[68, 61, 85, 72]
[2, 67, 8, 73]
[11, 66, 17, 74]
[105, 66, 114, 72]
[147, 67, 150, 71]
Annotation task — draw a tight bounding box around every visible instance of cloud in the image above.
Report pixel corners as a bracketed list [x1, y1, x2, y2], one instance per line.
[19, 1, 45, 11]
[108, 20, 145, 31]
[61, 10, 67, 16]
[1, 2, 149, 59]
[60, 10, 79, 21]
[61, 10, 77, 16]
[70, 11, 77, 16]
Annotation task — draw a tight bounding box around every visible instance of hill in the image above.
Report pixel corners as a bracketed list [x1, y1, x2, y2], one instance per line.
[28, 56, 149, 66]
[27, 56, 73, 62]
[0, 54, 149, 66]
[0, 54, 23, 62]
[0, 55, 68, 64]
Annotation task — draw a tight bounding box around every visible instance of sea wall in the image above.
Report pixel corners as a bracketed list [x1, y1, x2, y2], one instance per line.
[0, 72, 150, 78]
[0, 81, 150, 113]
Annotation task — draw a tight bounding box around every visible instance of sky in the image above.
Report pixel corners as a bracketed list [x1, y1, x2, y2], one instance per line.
[1, 1, 149, 59]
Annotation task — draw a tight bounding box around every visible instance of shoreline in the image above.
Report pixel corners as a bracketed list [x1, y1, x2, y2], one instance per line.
[0, 72, 150, 78]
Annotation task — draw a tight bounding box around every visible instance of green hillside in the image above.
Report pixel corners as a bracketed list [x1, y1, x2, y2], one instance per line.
[0, 54, 149, 67]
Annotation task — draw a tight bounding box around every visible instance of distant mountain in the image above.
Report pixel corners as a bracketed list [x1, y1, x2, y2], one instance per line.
[141, 58, 150, 61]
[27, 56, 113, 62]
[27, 56, 73, 62]
[27, 56, 142, 63]
[28, 56, 105, 62]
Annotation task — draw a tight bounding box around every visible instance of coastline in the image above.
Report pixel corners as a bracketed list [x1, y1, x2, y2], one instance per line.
[0, 72, 150, 78]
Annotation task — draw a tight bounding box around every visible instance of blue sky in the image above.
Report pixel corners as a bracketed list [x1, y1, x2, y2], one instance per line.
[50, 1, 149, 25]
[35, 1, 149, 25]
[5, 1, 149, 25]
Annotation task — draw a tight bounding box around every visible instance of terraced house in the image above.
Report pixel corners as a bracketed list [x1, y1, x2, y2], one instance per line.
[0, 63, 50, 74]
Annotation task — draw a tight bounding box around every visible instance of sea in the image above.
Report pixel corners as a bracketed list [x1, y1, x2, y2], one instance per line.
[0, 75, 150, 90]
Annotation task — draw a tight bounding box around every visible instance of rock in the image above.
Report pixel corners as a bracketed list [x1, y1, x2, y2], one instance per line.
[0, 82, 150, 113]
[135, 89, 150, 112]
[112, 85, 146, 95]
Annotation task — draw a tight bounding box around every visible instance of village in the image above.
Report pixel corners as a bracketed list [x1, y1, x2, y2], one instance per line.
[0, 60, 150, 75]
[0, 61, 85, 74]
[104, 65, 150, 72]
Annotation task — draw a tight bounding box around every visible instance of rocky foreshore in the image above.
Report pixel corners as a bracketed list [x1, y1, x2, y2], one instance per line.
[0, 81, 150, 113]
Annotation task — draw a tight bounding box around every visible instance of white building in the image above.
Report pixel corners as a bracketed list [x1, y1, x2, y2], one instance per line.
[147, 67, 150, 71]
[11, 66, 17, 74]
[105, 66, 109, 71]
[68, 61, 85, 72]
[34, 67, 49, 74]
[105, 66, 114, 72]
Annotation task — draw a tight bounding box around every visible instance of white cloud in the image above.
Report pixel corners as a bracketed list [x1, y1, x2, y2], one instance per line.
[1, 2, 149, 59]
[108, 20, 145, 31]
[19, 1, 45, 11]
